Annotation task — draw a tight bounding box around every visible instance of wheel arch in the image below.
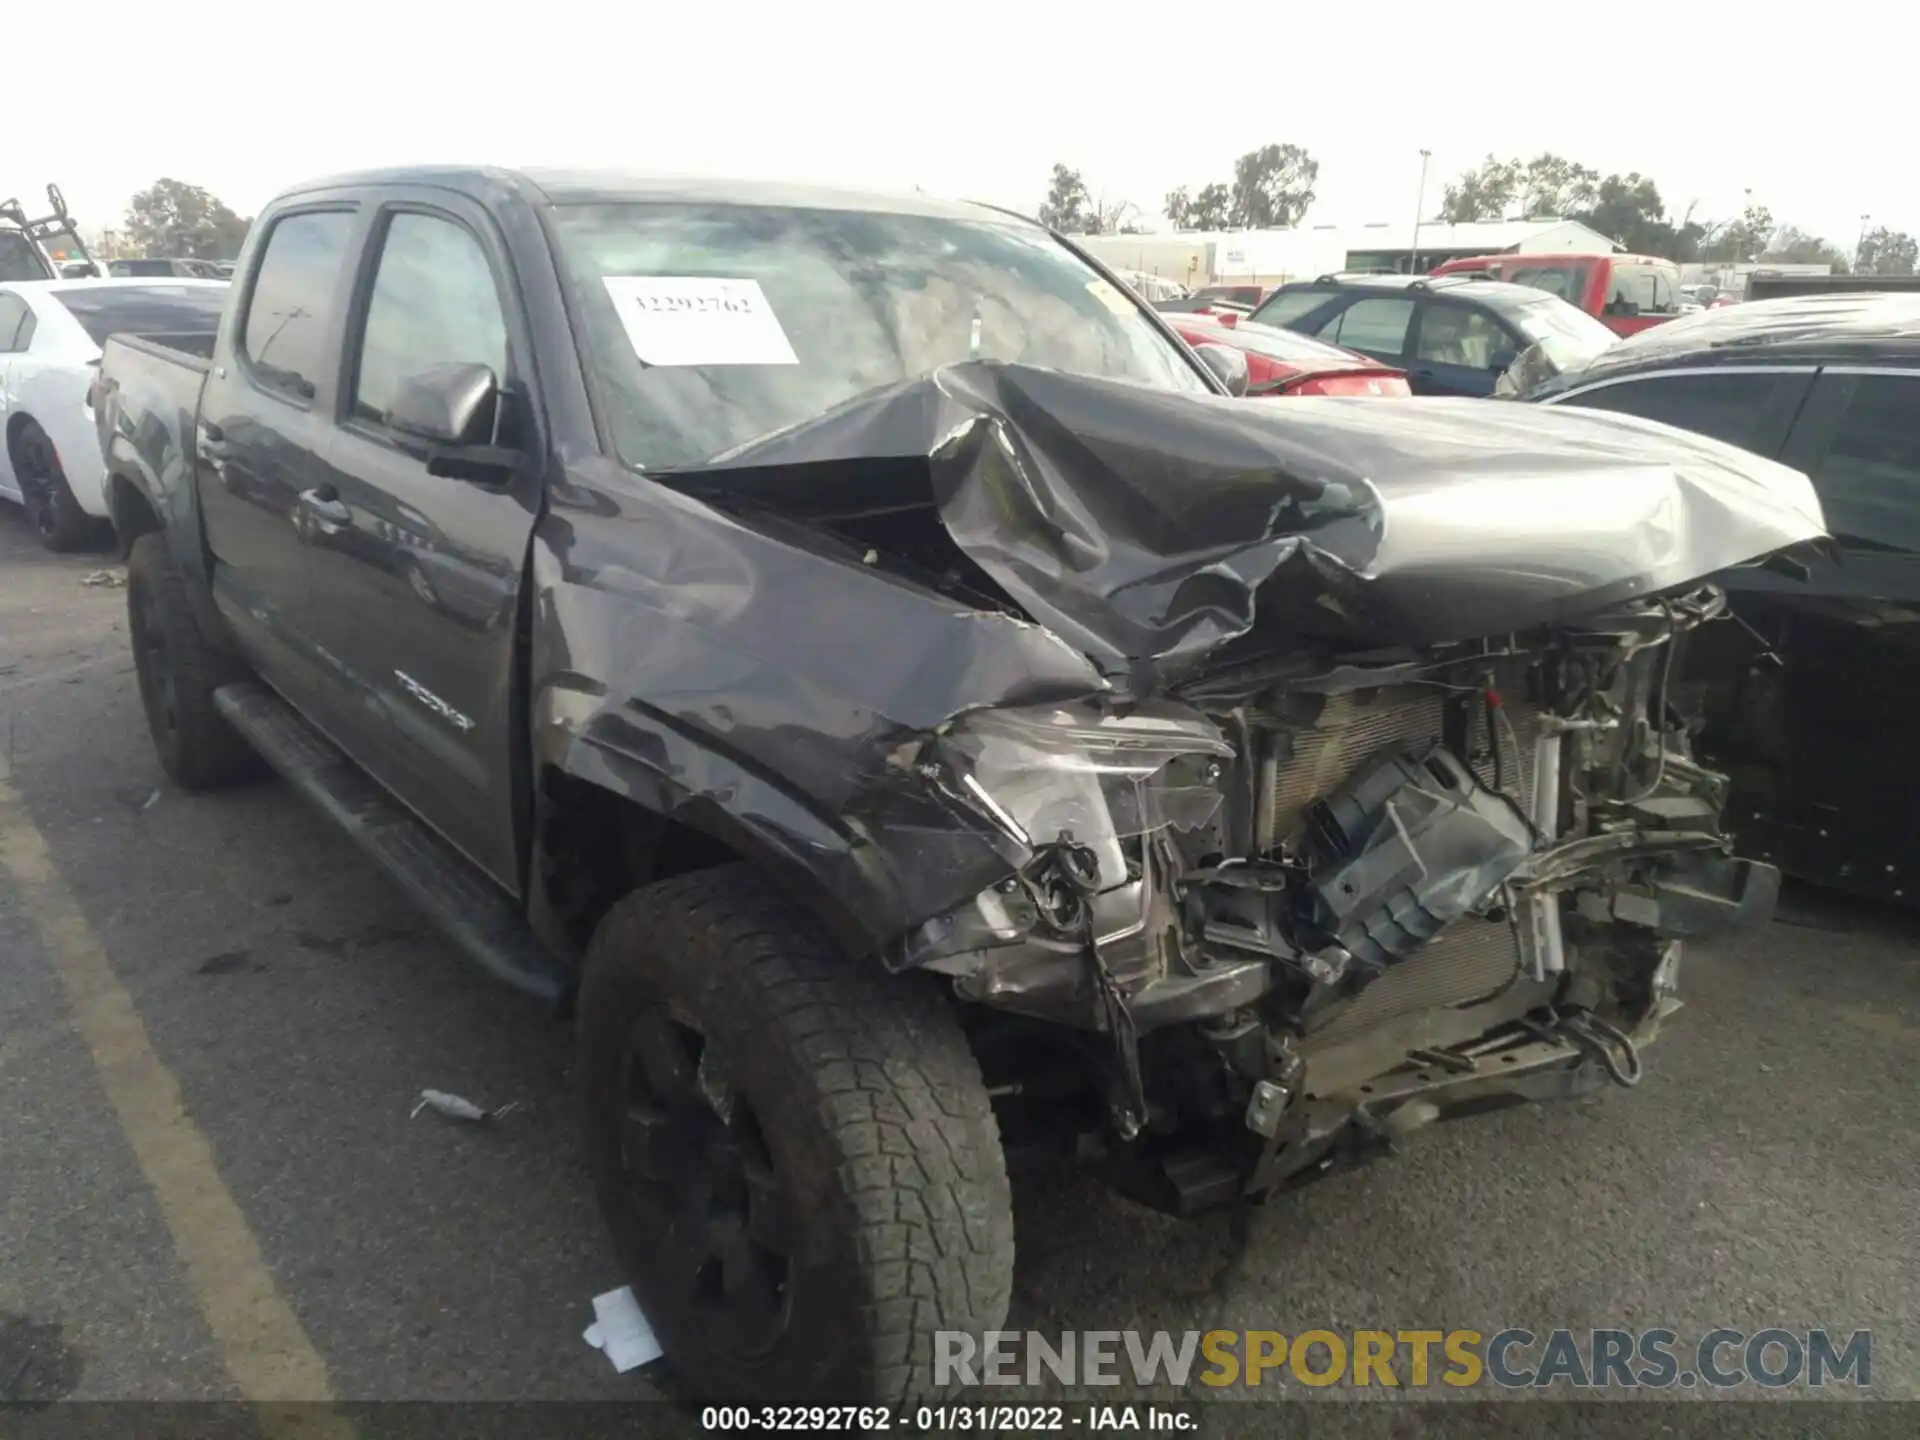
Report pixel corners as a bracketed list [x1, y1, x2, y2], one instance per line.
[530, 747, 879, 970]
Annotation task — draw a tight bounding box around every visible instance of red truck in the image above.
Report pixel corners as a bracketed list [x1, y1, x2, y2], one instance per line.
[1428, 252, 1685, 336]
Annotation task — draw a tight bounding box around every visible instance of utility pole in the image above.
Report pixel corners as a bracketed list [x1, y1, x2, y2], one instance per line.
[1855, 214, 1872, 272]
[1411, 148, 1431, 273]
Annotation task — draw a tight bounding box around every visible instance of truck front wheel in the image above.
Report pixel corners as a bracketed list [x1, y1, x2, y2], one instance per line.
[126, 534, 262, 790]
[577, 865, 1014, 1403]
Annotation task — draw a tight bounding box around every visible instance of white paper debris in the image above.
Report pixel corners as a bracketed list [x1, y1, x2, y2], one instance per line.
[583, 1285, 663, 1373]
[80, 569, 127, 589]
[602, 276, 799, 368]
[410, 1089, 522, 1123]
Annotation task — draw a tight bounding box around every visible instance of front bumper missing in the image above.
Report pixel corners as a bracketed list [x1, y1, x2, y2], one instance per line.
[1245, 997, 1679, 1198]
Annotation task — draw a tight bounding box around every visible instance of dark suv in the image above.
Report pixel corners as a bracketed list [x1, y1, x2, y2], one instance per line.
[1525, 293, 1920, 905]
[1250, 273, 1618, 396]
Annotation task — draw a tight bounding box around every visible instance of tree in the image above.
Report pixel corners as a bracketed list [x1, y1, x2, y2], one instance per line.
[1569, 173, 1706, 261]
[1513, 154, 1599, 218]
[1190, 183, 1232, 231]
[1700, 202, 1775, 264]
[1228, 143, 1319, 229]
[1438, 153, 1597, 224]
[1037, 164, 1091, 232]
[1762, 225, 1850, 271]
[1087, 193, 1144, 236]
[1857, 226, 1919, 276]
[1438, 155, 1520, 223]
[1164, 182, 1231, 231]
[124, 178, 251, 259]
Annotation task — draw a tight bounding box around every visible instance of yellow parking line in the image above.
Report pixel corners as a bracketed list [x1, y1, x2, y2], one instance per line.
[0, 756, 353, 1433]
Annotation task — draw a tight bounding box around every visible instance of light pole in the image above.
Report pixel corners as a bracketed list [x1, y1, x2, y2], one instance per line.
[1411, 149, 1431, 273]
[1855, 213, 1872, 272]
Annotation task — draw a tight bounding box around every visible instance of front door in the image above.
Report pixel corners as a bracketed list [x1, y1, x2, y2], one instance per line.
[1404, 301, 1519, 397]
[197, 204, 360, 710]
[301, 198, 540, 888]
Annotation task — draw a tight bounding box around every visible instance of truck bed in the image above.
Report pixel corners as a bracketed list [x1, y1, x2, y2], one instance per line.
[95, 331, 216, 545]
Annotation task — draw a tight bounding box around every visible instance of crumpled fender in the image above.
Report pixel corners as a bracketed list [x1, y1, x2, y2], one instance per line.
[528, 452, 1107, 953]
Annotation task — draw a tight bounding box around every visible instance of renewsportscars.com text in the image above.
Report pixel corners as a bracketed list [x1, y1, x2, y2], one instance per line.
[935, 1327, 1872, 1390]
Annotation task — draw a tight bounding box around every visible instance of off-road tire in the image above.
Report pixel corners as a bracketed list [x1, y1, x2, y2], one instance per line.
[126, 534, 263, 790]
[578, 864, 1014, 1403]
[13, 421, 93, 552]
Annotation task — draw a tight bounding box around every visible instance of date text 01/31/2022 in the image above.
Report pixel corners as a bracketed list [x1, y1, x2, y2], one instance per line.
[699, 1404, 1198, 1432]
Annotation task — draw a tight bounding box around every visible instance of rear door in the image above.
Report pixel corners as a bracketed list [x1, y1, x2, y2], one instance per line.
[1403, 299, 1523, 396]
[197, 202, 361, 711]
[299, 193, 542, 887]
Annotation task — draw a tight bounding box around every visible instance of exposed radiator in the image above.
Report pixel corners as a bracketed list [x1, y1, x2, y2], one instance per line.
[1260, 684, 1536, 849]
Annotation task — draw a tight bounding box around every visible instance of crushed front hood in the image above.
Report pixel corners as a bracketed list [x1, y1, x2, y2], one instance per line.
[686, 362, 1827, 692]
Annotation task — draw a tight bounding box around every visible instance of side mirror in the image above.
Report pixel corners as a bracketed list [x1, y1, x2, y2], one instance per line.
[1194, 342, 1250, 397]
[1489, 348, 1518, 375]
[386, 363, 499, 446]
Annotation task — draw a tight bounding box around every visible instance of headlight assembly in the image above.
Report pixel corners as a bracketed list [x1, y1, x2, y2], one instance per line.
[932, 699, 1234, 892]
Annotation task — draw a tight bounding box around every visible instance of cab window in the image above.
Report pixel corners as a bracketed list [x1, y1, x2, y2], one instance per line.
[1314, 296, 1414, 356]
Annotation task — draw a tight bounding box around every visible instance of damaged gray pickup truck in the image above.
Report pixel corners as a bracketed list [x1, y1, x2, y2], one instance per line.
[92, 167, 1824, 1404]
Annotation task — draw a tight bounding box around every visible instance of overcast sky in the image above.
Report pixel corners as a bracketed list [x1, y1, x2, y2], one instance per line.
[10, 4, 1911, 251]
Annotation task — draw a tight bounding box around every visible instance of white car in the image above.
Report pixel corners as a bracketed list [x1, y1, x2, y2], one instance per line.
[1, 278, 227, 550]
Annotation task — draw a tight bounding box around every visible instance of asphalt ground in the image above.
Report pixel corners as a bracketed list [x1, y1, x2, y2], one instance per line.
[1, 505, 1915, 1438]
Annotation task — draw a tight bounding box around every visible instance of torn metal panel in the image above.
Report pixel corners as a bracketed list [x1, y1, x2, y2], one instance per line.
[527, 366, 1826, 955]
[672, 361, 1827, 690]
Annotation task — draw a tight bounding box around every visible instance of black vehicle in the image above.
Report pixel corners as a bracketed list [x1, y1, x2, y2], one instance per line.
[1248, 273, 1618, 396]
[93, 166, 1815, 1404]
[1525, 292, 1920, 904]
[1743, 270, 1920, 303]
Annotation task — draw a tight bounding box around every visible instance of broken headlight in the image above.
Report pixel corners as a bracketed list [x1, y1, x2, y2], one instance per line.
[899, 701, 1233, 971]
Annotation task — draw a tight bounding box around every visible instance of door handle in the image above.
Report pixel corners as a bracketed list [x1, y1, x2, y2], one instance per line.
[299, 485, 353, 533]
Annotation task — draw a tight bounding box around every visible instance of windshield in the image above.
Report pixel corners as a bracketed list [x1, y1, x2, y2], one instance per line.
[52, 284, 228, 347]
[1498, 261, 1592, 306]
[552, 202, 1210, 470]
[1507, 296, 1617, 374]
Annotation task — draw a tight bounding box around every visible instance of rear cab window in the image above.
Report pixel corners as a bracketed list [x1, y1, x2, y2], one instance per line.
[1498, 261, 1593, 309]
[238, 210, 357, 402]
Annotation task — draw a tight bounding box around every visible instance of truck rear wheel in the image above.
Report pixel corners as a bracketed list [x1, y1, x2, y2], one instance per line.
[13, 421, 93, 553]
[126, 534, 263, 790]
[577, 864, 1014, 1403]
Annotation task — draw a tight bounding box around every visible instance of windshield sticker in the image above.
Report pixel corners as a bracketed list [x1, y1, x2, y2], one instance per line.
[602, 277, 799, 367]
[1086, 278, 1137, 316]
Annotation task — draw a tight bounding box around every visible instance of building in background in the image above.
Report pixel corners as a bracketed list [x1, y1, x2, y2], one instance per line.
[1072, 218, 1622, 292]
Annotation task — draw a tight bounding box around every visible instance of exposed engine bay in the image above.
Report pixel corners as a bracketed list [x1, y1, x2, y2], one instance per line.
[898, 585, 1778, 1212]
[614, 361, 1823, 1215]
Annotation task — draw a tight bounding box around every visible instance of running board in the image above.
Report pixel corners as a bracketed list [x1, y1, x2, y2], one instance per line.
[213, 681, 569, 1005]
